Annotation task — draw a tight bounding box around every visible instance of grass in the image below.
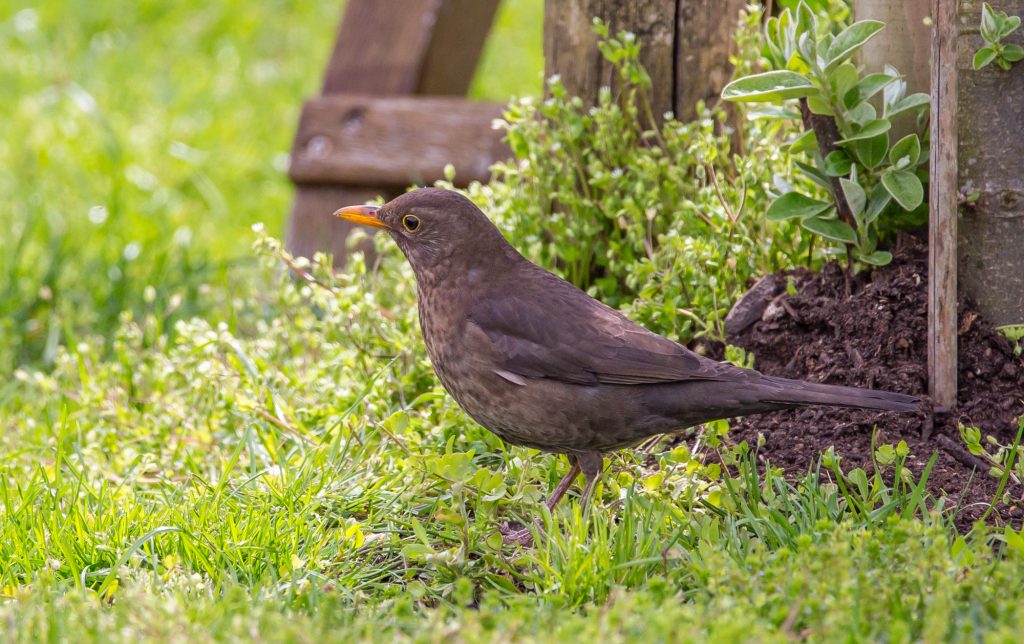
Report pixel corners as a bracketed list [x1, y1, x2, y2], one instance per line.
[3, 0, 1024, 641]
[3, 240, 1024, 641]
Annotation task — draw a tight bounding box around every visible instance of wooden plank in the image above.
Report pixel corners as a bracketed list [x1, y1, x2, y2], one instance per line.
[675, 0, 746, 118]
[544, 1, 745, 122]
[289, 0, 500, 261]
[321, 0, 443, 95]
[852, 1, 931, 94]
[928, 0, 958, 410]
[417, 0, 502, 95]
[544, 0, 677, 122]
[289, 95, 507, 187]
[322, 0, 500, 95]
[851, 1, 931, 145]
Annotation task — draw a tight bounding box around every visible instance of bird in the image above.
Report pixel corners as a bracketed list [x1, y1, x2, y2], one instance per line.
[334, 187, 920, 539]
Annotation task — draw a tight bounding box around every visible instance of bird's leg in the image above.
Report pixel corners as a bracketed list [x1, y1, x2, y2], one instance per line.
[576, 452, 605, 514]
[545, 458, 582, 511]
[501, 455, 582, 546]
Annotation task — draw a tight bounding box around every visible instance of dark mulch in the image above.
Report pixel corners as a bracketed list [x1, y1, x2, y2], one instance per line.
[716, 234, 1024, 531]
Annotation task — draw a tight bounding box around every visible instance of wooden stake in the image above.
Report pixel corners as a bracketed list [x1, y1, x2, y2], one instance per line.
[543, 0, 745, 122]
[286, 0, 501, 264]
[928, 0, 958, 411]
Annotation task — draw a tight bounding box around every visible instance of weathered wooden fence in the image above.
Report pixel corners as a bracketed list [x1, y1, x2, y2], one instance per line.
[286, 0, 745, 262]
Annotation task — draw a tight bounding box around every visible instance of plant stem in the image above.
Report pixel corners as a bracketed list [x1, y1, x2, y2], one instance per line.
[798, 97, 855, 293]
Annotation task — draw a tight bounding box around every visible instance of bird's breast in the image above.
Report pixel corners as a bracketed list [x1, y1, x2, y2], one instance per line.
[416, 283, 470, 385]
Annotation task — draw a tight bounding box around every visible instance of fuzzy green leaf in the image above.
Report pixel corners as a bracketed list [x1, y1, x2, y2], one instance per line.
[829, 62, 860, 99]
[824, 150, 853, 177]
[722, 71, 816, 102]
[882, 170, 924, 211]
[973, 46, 998, 69]
[858, 250, 893, 266]
[850, 132, 889, 169]
[883, 64, 907, 108]
[889, 134, 921, 168]
[747, 105, 803, 120]
[806, 94, 834, 115]
[847, 101, 878, 125]
[864, 183, 892, 225]
[843, 72, 897, 109]
[1003, 15, 1023, 39]
[802, 216, 858, 244]
[787, 129, 819, 155]
[840, 178, 866, 218]
[837, 119, 891, 144]
[981, 2, 1000, 42]
[1004, 43, 1024, 62]
[885, 93, 930, 119]
[766, 192, 834, 220]
[795, 160, 832, 189]
[824, 20, 885, 72]
[797, 31, 817, 69]
[796, 1, 817, 37]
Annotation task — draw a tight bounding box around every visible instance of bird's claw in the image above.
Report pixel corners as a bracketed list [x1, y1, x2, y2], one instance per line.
[500, 528, 534, 546]
[498, 521, 536, 546]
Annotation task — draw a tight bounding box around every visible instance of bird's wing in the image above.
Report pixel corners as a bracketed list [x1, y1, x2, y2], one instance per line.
[466, 285, 736, 386]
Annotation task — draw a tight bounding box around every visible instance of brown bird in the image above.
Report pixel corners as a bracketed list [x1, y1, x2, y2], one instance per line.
[335, 188, 919, 536]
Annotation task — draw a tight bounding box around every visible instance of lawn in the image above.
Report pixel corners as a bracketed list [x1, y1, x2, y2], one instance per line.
[2, 1, 1024, 642]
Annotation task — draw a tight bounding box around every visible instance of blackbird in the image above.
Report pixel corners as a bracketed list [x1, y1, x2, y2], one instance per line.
[335, 188, 919, 528]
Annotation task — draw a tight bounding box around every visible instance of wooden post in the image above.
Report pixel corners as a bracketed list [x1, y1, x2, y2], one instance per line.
[851, 1, 931, 140]
[853, 1, 931, 93]
[929, 0, 958, 410]
[286, 0, 502, 263]
[956, 0, 1024, 327]
[675, 0, 749, 118]
[544, 0, 745, 120]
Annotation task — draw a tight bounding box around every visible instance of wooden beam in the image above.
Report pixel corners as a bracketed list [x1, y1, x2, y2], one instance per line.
[287, 0, 500, 261]
[675, 0, 746, 118]
[289, 95, 507, 187]
[928, 0, 958, 410]
[417, 0, 502, 95]
[543, 1, 744, 122]
[544, 0, 677, 121]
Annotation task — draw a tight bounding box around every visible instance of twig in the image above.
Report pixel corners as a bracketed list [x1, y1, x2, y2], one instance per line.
[278, 252, 339, 295]
[935, 434, 991, 473]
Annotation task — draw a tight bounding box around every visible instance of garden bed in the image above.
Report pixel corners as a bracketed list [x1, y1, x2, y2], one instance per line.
[719, 234, 1024, 530]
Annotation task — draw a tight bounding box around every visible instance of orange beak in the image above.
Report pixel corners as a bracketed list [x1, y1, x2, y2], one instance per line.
[332, 204, 388, 229]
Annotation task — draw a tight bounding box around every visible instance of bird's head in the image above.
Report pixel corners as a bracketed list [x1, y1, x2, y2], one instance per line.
[333, 188, 515, 278]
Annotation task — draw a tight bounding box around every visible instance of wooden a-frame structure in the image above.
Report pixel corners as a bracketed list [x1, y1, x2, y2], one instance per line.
[285, 0, 508, 262]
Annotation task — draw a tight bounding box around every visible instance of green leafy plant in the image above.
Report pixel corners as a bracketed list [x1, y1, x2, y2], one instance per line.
[777, 0, 851, 26]
[960, 423, 1024, 484]
[973, 2, 1023, 71]
[818, 433, 936, 520]
[721, 1, 930, 269]
[444, 13, 807, 342]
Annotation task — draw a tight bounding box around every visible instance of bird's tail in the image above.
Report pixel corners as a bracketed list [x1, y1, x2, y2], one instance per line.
[756, 374, 921, 413]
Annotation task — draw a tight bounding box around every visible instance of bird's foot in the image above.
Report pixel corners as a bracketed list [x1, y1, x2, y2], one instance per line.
[498, 521, 535, 546]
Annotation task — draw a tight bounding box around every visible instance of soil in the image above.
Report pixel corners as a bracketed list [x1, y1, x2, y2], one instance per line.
[714, 234, 1024, 531]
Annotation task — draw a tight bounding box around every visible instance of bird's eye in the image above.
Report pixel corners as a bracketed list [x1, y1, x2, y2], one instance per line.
[402, 214, 420, 232]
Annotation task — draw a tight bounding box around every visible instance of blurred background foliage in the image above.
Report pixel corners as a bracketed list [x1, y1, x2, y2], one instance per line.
[0, 0, 543, 372]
